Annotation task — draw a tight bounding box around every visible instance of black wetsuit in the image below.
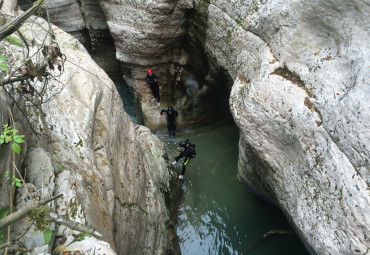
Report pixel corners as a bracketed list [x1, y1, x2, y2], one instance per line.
[175, 144, 195, 175]
[160, 108, 178, 139]
[146, 73, 160, 102]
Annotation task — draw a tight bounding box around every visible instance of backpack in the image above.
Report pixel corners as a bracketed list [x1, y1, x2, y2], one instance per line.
[190, 144, 196, 158]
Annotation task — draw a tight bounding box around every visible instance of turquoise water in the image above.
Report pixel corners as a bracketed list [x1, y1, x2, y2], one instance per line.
[116, 83, 309, 255]
[156, 121, 309, 255]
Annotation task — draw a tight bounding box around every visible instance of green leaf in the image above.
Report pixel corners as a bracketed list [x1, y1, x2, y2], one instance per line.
[11, 176, 17, 186]
[43, 229, 54, 244]
[12, 129, 18, 135]
[0, 135, 4, 144]
[77, 233, 91, 241]
[0, 63, 7, 71]
[5, 136, 12, 143]
[5, 35, 22, 46]
[15, 179, 22, 187]
[3, 129, 10, 136]
[13, 135, 24, 143]
[12, 143, 21, 153]
[0, 56, 6, 61]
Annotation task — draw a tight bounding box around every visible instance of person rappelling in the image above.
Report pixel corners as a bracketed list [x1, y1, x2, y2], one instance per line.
[159, 106, 178, 141]
[146, 68, 160, 107]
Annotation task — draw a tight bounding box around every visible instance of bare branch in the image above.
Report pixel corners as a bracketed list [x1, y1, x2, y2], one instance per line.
[0, 194, 63, 230]
[45, 212, 103, 239]
[0, 0, 47, 40]
[1, 75, 30, 85]
[17, 30, 30, 57]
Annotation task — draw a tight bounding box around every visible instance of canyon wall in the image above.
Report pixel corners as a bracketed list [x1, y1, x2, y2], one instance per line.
[18, 0, 122, 79]
[207, 0, 369, 254]
[11, 0, 370, 254]
[0, 9, 178, 254]
[99, 0, 369, 254]
[99, 0, 226, 131]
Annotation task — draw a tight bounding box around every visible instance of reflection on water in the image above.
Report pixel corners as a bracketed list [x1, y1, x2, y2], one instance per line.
[156, 121, 309, 255]
[115, 81, 310, 255]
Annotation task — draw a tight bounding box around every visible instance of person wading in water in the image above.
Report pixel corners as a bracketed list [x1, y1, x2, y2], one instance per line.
[159, 106, 178, 142]
[172, 139, 196, 179]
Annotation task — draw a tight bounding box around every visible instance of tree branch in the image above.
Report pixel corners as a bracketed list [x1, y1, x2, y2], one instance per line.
[0, 75, 30, 85]
[45, 212, 103, 239]
[0, 0, 47, 40]
[0, 194, 63, 230]
[0, 44, 57, 87]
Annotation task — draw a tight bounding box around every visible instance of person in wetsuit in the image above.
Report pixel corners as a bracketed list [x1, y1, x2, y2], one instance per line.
[146, 68, 160, 107]
[172, 139, 196, 179]
[159, 106, 178, 140]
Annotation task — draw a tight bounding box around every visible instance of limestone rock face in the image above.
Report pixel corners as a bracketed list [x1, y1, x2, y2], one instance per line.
[209, 1, 369, 254]
[100, 0, 369, 254]
[0, 12, 177, 255]
[99, 0, 223, 131]
[17, 0, 122, 78]
[9, 0, 368, 253]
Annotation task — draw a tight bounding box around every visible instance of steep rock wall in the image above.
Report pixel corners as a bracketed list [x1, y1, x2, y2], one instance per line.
[18, 0, 122, 79]
[0, 10, 178, 255]
[100, 0, 369, 254]
[99, 0, 225, 131]
[32, 0, 370, 253]
[201, 0, 369, 254]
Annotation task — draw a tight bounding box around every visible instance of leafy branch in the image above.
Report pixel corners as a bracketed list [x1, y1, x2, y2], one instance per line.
[4, 171, 22, 187]
[0, 124, 25, 154]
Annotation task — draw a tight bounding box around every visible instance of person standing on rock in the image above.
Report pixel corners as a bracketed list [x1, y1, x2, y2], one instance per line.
[159, 106, 178, 141]
[172, 139, 196, 179]
[146, 68, 160, 107]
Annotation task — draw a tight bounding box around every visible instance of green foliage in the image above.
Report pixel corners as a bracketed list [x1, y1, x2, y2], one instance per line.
[30, 204, 56, 244]
[0, 206, 10, 244]
[0, 124, 25, 154]
[77, 233, 91, 241]
[43, 228, 56, 244]
[5, 170, 23, 187]
[0, 56, 8, 71]
[33, 0, 43, 5]
[57, 163, 64, 173]
[28, 205, 52, 232]
[4, 35, 22, 47]
[32, 0, 45, 16]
